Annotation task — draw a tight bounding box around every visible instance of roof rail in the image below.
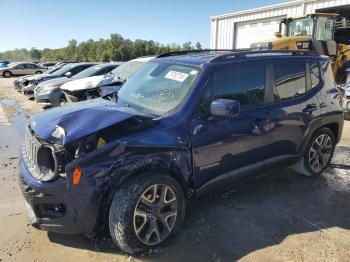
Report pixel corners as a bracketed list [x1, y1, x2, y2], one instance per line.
[210, 50, 318, 63]
[157, 49, 250, 58]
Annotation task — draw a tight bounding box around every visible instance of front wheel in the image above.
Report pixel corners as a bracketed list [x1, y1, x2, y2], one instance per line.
[109, 173, 185, 254]
[35, 71, 42, 74]
[294, 127, 335, 176]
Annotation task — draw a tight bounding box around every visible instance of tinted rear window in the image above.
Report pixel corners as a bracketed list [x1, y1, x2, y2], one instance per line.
[273, 62, 306, 101]
[310, 62, 321, 88]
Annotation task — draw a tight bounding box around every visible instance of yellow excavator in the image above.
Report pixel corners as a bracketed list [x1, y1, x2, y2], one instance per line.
[251, 10, 350, 84]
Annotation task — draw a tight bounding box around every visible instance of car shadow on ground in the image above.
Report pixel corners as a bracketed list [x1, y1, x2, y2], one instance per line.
[47, 146, 350, 262]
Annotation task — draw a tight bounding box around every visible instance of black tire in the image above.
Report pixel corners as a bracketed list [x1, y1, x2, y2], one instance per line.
[2, 71, 12, 78]
[294, 127, 335, 176]
[109, 173, 185, 254]
[35, 71, 43, 74]
[60, 95, 67, 106]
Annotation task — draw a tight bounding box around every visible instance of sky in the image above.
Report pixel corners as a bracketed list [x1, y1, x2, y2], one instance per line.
[0, 0, 288, 52]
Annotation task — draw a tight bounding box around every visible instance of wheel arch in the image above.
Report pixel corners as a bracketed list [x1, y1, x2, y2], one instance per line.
[96, 151, 194, 232]
[299, 118, 342, 155]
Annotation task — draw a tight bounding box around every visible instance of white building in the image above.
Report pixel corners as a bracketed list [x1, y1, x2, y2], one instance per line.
[211, 0, 350, 49]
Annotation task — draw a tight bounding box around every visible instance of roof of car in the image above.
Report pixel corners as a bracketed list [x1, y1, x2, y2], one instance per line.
[65, 62, 97, 68]
[153, 50, 327, 66]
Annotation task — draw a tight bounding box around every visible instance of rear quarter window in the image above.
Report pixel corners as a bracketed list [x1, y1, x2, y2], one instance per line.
[321, 61, 336, 90]
[310, 62, 321, 88]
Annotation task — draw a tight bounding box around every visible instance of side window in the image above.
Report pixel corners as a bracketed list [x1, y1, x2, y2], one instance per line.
[273, 62, 306, 101]
[25, 64, 35, 69]
[76, 65, 91, 74]
[310, 62, 321, 88]
[104, 66, 114, 74]
[71, 66, 85, 75]
[15, 64, 25, 69]
[200, 63, 266, 112]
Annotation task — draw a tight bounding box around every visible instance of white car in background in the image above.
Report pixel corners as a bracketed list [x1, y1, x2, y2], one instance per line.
[0, 62, 47, 78]
[61, 56, 155, 102]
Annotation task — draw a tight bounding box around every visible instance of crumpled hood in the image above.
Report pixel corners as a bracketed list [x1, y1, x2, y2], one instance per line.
[39, 77, 71, 88]
[30, 99, 149, 145]
[61, 75, 106, 92]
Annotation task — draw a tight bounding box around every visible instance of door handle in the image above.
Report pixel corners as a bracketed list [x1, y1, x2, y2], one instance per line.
[303, 104, 318, 113]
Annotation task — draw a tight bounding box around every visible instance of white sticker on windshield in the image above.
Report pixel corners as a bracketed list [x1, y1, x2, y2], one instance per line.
[165, 71, 189, 82]
[190, 70, 198, 75]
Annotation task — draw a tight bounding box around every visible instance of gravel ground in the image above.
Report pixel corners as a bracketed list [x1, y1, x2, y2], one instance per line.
[0, 77, 349, 262]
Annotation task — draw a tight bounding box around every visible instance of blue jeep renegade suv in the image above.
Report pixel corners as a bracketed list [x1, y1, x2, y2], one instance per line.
[19, 50, 344, 254]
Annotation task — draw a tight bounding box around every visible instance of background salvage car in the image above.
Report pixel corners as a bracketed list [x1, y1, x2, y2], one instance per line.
[21, 63, 94, 97]
[0, 62, 47, 77]
[61, 57, 154, 102]
[35, 63, 120, 106]
[13, 64, 65, 90]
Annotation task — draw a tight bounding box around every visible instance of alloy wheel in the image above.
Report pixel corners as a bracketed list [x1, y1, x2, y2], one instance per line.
[133, 184, 178, 246]
[308, 134, 333, 173]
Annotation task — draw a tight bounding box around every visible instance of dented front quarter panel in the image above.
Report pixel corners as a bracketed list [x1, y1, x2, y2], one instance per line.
[64, 119, 193, 213]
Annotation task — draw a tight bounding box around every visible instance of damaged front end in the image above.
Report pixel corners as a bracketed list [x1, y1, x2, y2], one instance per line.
[61, 75, 123, 103]
[18, 100, 188, 234]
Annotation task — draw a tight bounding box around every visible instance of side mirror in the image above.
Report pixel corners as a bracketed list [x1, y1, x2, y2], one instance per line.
[210, 99, 240, 118]
[65, 71, 72, 77]
[274, 32, 282, 38]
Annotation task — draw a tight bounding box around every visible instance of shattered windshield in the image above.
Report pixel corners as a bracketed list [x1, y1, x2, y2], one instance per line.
[287, 17, 314, 37]
[117, 62, 199, 116]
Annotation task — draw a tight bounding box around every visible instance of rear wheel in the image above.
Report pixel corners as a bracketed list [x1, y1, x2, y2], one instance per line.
[294, 127, 335, 176]
[35, 71, 42, 74]
[109, 173, 185, 254]
[2, 71, 12, 78]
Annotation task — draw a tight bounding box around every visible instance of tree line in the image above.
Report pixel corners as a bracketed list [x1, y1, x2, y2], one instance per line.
[0, 33, 203, 62]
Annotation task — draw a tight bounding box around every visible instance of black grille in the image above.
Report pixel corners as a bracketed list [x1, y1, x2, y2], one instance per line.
[23, 127, 58, 181]
[24, 127, 41, 169]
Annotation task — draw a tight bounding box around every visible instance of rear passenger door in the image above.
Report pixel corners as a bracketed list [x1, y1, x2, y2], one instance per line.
[267, 61, 322, 160]
[24, 64, 35, 74]
[191, 62, 272, 189]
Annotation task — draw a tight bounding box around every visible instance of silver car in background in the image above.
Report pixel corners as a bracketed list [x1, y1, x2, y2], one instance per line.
[13, 64, 64, 91]
[0, 62, 47, 78]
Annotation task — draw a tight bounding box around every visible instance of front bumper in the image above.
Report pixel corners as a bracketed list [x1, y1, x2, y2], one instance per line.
[18, 151, 101, 234]
[35, 88, 62, 107]
[13, 80, 21, 89]
[22, 84, 36, 97]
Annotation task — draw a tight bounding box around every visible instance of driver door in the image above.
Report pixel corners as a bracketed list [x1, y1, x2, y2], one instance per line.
[13, 64, 25, 75]
[191, 62, 272, 189]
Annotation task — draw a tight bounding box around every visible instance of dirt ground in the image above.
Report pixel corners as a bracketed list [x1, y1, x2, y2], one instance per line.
[0, 77, 349, 262]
